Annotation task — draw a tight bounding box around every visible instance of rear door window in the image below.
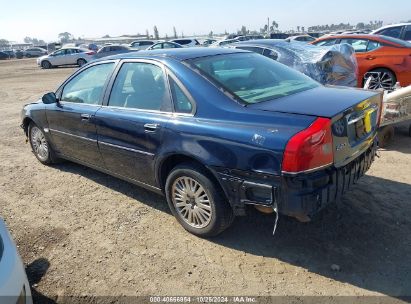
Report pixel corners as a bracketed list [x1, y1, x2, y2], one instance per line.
[378, 26, 402, 39]
[340, 39, 368, 52]
[169, 78, 193, 113]
[404, 25, 411, 41]
[108, 62, 172, 112]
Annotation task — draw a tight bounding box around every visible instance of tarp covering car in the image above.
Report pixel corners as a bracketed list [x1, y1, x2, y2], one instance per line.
[233, 40, 358, 87]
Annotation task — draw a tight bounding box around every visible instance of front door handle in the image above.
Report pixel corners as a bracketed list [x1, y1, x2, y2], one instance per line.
[365, 56, 376, 60]
[144, 123, 160, 132]
[81, 113, 91, 120]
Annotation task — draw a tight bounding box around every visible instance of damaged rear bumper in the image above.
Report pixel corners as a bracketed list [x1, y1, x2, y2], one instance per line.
[211, 139, 378, 219]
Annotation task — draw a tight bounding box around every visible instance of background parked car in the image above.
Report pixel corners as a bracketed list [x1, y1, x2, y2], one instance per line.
[24, 47, 47, 58]
[371, 23, 411, 42]
[0, 51, 9, 60]
[2, 50, 15, 58]
[146, 41, 183, 50]
[285, 35, 316, 43]
[312, 34, 411, 89]
[209, 38, 240, 47]
[14, 50, 24, 59]
[37, 48, 95, 69]
[93, 45, 132, 59]
[0, 218, 32, 304]
[201, 39, 217, 46]
[170, 38, 200, 47]
[232, 39, 358, 87]
[129, 40, 156, 50]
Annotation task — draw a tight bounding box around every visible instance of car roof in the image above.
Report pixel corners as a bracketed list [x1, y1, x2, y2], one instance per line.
[102, 47, 249, 61]
[372, 23, 411, 33]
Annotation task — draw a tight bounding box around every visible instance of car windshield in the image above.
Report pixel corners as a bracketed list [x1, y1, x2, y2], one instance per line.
[188, 53, 319, 104]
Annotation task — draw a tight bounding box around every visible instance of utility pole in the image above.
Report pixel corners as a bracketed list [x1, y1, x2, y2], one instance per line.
[267, 17, 270, 36]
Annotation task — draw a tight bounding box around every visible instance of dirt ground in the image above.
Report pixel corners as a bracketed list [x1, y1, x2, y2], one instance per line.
[0, 59, 410, 303]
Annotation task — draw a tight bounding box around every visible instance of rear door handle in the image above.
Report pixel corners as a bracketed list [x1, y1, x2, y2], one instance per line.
[81, 113, 91, 120]
[144, 123, 160, 132]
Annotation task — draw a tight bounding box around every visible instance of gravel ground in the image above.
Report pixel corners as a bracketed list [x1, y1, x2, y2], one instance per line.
[0, 59, 410, 303]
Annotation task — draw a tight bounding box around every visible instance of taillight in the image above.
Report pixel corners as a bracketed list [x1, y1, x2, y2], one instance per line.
[86, 51, 95, 55]
[282, 117, 333, 174]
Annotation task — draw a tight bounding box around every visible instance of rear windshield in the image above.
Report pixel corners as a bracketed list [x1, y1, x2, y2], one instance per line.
[188, 53, 319, 104]
[379, 35, 411, 47]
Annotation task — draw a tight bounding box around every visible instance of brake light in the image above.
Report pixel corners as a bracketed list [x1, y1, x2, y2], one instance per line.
[86, 51, 95, 55]
[282, 117, 333, 174]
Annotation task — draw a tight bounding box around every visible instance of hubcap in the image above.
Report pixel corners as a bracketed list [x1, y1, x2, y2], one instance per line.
[171, 177, 212, 228]
[364, 72, 394, 90]
[30, 126, 49, 161]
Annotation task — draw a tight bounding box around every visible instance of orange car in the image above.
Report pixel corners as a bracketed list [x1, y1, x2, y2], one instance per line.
[312, 34, 411, 90]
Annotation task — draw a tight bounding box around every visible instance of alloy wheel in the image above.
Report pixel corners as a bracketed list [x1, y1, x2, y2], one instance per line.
[364, 71, 395, 90]
[30, 126, 49, 161]
[171, 176, 212, 228]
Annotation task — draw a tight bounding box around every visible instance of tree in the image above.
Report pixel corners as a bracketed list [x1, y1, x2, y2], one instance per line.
[241, 25, 247, 35]
[173, 26, 177, 39]
[270, 20, 279, 32]
[153, 26, 159, 40]
[297, 26, 300, 32]
[181, 32, 184, 38]
[208, 30, 214, 38]
[146, 29, 149, 39]
[356, 22, 365, 30]
[301, 26, 305, 33]
[58, 32, 73, 43]
[102, 34, 111, 38]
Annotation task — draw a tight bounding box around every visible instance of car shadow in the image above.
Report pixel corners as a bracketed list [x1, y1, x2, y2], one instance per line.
[26, 258, 56, 304]
[51, 162, 411, 298]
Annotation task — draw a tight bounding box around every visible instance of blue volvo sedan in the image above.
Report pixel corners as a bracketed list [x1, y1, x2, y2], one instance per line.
[21, 48, 382, 236]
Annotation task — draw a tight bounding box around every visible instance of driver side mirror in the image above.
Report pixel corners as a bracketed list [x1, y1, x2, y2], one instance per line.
[42, 92, 57, 104]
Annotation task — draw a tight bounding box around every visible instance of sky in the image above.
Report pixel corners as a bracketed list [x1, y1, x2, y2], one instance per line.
[1, 0, 410, 42]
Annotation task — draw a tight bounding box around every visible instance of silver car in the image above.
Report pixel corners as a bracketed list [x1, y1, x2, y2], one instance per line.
[37, 48, 95, 69]
[0, 218, 32, 304]
[24, 47, 47, 58]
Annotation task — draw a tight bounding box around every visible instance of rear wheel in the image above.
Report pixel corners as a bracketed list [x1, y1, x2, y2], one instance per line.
[364, 68, 396, 91]
[77, 58, 87, 67]
[165, 164, 234, 237]
[41, 60, 51, 69]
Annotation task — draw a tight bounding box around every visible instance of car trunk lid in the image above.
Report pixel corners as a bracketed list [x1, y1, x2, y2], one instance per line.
[249, 85, 382, 168]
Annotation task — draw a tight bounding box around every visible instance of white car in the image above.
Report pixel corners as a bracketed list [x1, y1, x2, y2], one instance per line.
[129, 40, 156, 50]
[37, 48, 95, 69]
[209, 39, 240, 48]
[170, 38, 200, 47]
[371, 23, 411, 42]
[285, 35, 316, 43]
[0, 218, 32, 304]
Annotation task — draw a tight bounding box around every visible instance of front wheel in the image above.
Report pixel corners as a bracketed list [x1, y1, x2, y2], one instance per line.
[28, 123, 56, 164]
[77, 58, 87, 67]
[41, 60, 51, 69]
[165, 164, 234, 237]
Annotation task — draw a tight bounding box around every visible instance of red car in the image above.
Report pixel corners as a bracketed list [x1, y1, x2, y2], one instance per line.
[312, 34, 411, 90]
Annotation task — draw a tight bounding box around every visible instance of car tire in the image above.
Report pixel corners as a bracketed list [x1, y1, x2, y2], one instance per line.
[165, 163, 234, 237]
[28, 122, 58, 165]
[364, 68, 396, 91]
[41, 60, 51, 69]
[77, 58, 87, 67]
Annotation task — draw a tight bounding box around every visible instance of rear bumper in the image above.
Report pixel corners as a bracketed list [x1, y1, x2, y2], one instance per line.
[280, 139, 378, 219]
[212, 139, 378, 218]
